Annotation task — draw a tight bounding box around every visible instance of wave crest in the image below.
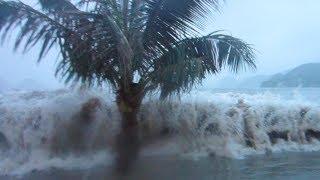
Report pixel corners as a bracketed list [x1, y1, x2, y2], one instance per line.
[1, 90, 320, 174]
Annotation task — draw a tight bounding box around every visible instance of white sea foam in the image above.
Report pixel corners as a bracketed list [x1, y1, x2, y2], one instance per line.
[0, 89, 320, 174]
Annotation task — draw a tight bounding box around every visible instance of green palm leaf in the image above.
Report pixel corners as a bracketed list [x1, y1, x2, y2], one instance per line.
[150, 32, 256, 98]
[143, 0, 220, 56]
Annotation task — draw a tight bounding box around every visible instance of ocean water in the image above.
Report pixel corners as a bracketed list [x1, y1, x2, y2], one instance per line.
[1, 88, 320, 179]
[210, 88, 320, 103]
[3, 152, 320, 180]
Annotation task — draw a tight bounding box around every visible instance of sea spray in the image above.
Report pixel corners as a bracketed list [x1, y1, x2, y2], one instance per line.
[1, 89, 320, 174]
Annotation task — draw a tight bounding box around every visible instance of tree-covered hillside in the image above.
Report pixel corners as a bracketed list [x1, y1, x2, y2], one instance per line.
[262, 63, 320, 87]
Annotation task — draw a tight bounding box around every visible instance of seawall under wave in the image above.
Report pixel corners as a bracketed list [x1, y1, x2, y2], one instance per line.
[1, 90, 320, 174]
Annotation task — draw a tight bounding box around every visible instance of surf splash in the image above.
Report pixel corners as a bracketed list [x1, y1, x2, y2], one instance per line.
[1, 89, 320, 174]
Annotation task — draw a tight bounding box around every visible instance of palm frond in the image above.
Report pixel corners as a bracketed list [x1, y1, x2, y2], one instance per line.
[38, 0, 79, 13]
[143, 0, 220, 56]
[0, 1, 70, 58]
[0, 0, 120, 87]
[209, 32, 256, 72]
[77, 0, 123, 26]
[149, 32, 256, 98]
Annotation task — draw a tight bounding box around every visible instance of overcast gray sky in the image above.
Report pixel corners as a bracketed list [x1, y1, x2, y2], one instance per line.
[210, 0, 320, 74]
[1, 0, 320, 89]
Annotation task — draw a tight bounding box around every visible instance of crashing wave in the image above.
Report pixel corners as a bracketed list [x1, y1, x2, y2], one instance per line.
[0, 89, 320, 174]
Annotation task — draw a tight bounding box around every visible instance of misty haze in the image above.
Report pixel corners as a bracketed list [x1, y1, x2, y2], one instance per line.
[1, 0, 320, 180]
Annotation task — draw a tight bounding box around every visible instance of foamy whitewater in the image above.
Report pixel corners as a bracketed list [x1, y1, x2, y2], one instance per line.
[1, 88, 320, 175]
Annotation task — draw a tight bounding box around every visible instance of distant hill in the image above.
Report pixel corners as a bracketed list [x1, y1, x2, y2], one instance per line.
[261, 63, 320, 87]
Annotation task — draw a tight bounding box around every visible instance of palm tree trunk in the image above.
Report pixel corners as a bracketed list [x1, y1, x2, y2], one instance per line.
[115, 83, 143, 173]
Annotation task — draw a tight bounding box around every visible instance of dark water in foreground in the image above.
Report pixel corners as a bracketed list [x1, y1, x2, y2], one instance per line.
[3, 152, 320, 180]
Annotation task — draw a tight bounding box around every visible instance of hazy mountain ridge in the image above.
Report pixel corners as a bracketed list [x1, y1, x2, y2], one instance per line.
[262, 63, 320, 87]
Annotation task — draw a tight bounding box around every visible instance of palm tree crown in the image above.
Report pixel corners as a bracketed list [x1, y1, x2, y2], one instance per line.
[0, 0, 257, 172]
[0, 0, 255, 98]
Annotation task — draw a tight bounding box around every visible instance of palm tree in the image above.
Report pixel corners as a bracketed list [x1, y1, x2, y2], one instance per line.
[0, 0, 255, 171]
